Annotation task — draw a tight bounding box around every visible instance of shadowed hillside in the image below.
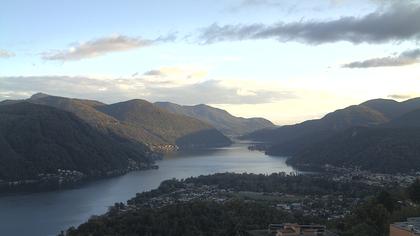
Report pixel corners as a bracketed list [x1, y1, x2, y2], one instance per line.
[27, 93, 231, 150]
[287, 126, 420, 173]
[246, 104, 389, 156]
[0, 102, 153, 182]
[269, 99, 420, 173]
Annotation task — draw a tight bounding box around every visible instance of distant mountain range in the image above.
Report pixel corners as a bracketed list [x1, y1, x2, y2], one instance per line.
[0, 93, 236, 184]
[25, 93, 232, 150]
[155, 102, 274, 136]
[244, 97, 420, 173]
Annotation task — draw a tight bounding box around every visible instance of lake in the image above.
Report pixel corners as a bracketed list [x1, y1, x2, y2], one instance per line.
[0, 142, 295, 236]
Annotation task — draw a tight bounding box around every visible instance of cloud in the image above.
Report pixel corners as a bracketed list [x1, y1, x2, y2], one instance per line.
[234, 0, 410, 9]
[388, 94, 413, 100]
[139, 66, 209, 86]
[0, 49, 15, 58]
[343, 48, 420, 68]
[148, 79, 294, 104]
[199, 2, 420, 44]
[236, 0, 283, 7]
[143, 70, 165, 76]
[0, 74, 295, 105]
[42, 34, 175, 61]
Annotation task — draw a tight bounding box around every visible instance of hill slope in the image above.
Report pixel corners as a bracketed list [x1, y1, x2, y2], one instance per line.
[246, 105, 389, 156]
[361, 98, 420, 120]
[28, 93, 231, 150]
[29, 94, 165, 147]
[286, 105, 420, 173]
[247, 98, 420, 157]
[155, 102, 274, 136]
[287, 127, 420, 173]
[99, 100, 232, 148]
[0, 102, 152, 182]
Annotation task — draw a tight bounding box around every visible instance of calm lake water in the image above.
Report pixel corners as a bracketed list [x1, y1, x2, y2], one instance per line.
[0, 142, 295, 236]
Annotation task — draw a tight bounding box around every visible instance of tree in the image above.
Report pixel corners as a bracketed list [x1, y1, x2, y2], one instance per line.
[376, 191, 397, 213]
[408, 179, 420, 203]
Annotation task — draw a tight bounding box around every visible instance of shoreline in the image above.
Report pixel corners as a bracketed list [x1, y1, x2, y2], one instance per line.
[0, 163, 159, 196]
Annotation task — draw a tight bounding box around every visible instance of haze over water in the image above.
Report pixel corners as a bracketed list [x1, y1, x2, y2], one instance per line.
[0, 142, 295, 236]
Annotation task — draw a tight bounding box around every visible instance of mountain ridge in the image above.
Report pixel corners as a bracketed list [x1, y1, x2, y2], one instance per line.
[0, 102, 153, 182]
[26, 93, 231, 150]
[155, 101, 274, 136]
[255, 97, 420, 173]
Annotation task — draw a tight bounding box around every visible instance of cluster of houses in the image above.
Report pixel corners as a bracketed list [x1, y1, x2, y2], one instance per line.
[248, 223, 337, 236]
[126, 184, 231, 210]
[325, 165, 417, 187]
[273, 193, 358, 220]
[246, 217, 420, 236]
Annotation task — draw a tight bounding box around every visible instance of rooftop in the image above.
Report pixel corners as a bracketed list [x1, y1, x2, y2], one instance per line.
[392, 217, 420, 234]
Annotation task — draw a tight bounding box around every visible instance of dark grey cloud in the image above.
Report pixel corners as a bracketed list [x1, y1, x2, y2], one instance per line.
[234, 0, 412, 10]
[0, 49, 15, 58]
[199, 2, 420, 44]
[343, 49, 420, 68]
[388, 94, 413, 100]
[0, 76, 295, 105]
[42, 34, 175, 61]
[143, 70, 165, 76]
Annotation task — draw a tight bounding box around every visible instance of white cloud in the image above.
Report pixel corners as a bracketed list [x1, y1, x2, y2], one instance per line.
[42, 34, 175, 61]
[0, 70, 295, 105]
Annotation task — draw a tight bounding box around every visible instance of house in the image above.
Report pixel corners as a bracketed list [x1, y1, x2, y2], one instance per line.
[390, 217, 420, 236]
[274, 223, 326, 236]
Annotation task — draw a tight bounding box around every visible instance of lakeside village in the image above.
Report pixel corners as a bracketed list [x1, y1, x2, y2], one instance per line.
[0, 158, 159, 192]
[102, 169, 420, 236]
[118, 183, 358, 221]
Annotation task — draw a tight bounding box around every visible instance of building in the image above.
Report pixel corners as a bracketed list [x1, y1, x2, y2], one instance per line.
[390, 217, 420, 236]
[269, 223, 326, 236]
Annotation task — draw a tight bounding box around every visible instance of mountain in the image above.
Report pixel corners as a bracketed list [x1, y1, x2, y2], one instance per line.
[29, 94, 166, 146]
[0, 102, 152, 182]
[246, 98, 420, 157]
[246, 104, 389, 155]
[155, 102, 274, 136]
[287, 126, 420, 173]
[362, 97, 420, 120]
[245, 104, 389, 143]
[386, 109, 420, 128]
[28, 93, 231, 150]
[285, 103, 420, 173]
[98, 100, 232, 148]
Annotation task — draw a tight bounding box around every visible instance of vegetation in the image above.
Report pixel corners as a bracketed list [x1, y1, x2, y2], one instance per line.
[61, 173, 391, 236]
[155, 102, 274, 136]
[64, 200, 302, 236]
[243, 103, 392, 144]
[183, 172, 376, 197]
[245, 97, 420, 174]
[0, 102, 152, 182]
[288, 127, 420, 173]
[98, 99, 232, 148]
[336, 186, 420, 236]
[62, 173, 420, 236]
[29, 93, 232, 149]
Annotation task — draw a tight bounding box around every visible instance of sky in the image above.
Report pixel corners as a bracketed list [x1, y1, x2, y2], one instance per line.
[1, 0, 420, 124]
